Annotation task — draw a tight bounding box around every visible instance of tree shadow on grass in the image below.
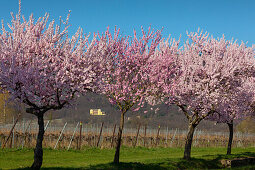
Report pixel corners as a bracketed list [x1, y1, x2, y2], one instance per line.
[85, 162, 169, 170]
[16, 152, 255, 170]
[179, 151, 255, 169]
[157, 152, 254, 170]
[201, 151, 255, 162]
[16, 162, 168, 170]
[175, 158, 221, 169]
[15, 160, 219, 170]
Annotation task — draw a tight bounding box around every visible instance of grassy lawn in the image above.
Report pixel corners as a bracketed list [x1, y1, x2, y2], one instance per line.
[0, 147, 254, 169]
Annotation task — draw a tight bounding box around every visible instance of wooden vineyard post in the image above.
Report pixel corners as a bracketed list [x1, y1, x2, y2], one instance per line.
[67, 122, 79, 150]
[133, 124, 141, 147]
[170, 128, 177, 147]
[12, 116, 15, 148]
[165, 126, 168, 145]
[54, 122, 67, 149]
[44, 120, 51, 131]
[155, 125, 160, 147]
[28, 122, 32, 148]
[21, 120, 32, 148]
[2, 114, 21, 149]
[19, 119, 25, 148]
[111, 124, 116, 148]
[79, 121, 82, 150]
[143, 125, 147, 147]
[96, 122, 104, 147]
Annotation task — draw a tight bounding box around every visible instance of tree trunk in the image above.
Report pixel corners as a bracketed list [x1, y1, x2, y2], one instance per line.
[183, 123, 197, 160]
[113, 111, 125, 164]
[227, 121, 233, 155]
[31, 113, 45, 169]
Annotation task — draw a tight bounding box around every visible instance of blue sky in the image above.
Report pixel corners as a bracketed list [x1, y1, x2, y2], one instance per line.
[0, 0, 254, 46]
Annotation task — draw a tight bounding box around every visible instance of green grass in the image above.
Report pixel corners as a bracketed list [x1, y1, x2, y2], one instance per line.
[0, 147, 254, 169]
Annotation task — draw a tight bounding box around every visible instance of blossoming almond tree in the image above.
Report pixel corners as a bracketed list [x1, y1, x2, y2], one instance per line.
[0, 10, 97, 169]
[101, 27, 161, 164]
[168, 31, 254, 160]
[208, 84, 254, 155]
[145, 36, 180, 105]
[207, 44, 255, 155]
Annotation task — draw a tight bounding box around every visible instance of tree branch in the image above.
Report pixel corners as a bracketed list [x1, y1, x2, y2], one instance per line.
[177, 103, 190, 120]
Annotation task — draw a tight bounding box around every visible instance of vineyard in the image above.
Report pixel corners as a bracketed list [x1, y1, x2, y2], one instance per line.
[1, 119, 254, 149]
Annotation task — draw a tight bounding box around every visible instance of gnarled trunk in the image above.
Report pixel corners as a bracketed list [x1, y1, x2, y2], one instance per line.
[113, 111, 125, 164]
[183, 123, 197, 160]
[227, 121, 233, 155]
[31, 113, 45, 169]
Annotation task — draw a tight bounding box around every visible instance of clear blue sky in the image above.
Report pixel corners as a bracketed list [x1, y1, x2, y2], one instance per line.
[0, 0, 254, 46]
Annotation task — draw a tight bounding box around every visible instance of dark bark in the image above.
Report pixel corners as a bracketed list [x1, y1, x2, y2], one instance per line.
[227, 122, 233, 155]
[113, 111, 125, 164]
[31, 113, 45, 169]
[183, 123, 197, 160]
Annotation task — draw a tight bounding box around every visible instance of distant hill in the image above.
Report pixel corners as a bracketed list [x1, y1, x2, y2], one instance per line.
[10, 92, 253, 133]
[17, 92, 230, 132]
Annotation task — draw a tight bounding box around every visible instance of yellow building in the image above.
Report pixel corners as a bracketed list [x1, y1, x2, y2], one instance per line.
[90, 109, 106, 116]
